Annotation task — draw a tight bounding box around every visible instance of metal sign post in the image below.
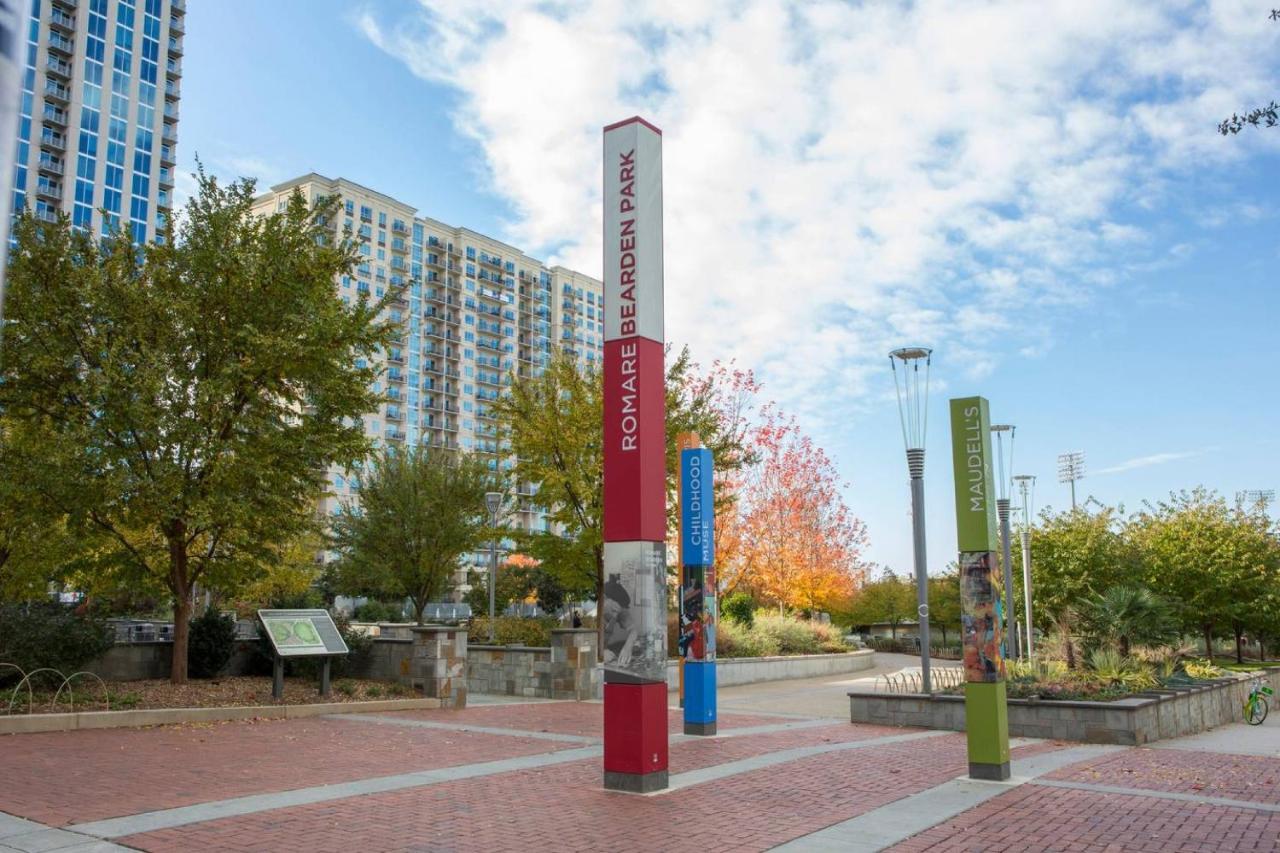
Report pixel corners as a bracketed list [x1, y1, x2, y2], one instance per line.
[948, 398, 1010, 781]
[680, 445, 716, 736]
[601, 116, 668, 794]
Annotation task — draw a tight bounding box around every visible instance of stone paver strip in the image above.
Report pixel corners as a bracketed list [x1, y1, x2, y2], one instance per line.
[772, 744, 1124, 851]
[0, 716, 579, 826]
[1034, 778, 1280, 813]
[117, 730, 1000, 852]
[890, 783, 1280, 852]
[1046, 745, 1280, 804]
[660, 729, 950, 794]
[70, 746, 601, 839]
[324, 712, 601, 743]
[0, 815, 129, 853]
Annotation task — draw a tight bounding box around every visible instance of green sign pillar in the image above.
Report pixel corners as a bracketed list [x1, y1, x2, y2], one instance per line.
[949, 397, 1010, 781]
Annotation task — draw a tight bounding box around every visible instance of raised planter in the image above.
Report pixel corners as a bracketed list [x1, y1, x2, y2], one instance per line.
[0, 697, 441, 735]
[848, 669, 1280, 745]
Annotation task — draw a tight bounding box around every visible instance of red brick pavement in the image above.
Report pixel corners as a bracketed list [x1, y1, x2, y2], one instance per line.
[378, 702, 796, 738]
[120, 733, 1065, 852]
[890, 784, 1280, 853]
[0, 716, 576, 826]
[1044, 747, 1280, 806]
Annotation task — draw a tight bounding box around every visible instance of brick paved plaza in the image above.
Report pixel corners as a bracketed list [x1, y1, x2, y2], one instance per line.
[2, 699, 1278, 852]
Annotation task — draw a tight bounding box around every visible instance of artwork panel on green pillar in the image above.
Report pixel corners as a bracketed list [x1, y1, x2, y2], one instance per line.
[949, 397, 999, 553]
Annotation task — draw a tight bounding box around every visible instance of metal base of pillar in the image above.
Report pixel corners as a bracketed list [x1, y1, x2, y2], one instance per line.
[683, 721, 717, 736]
[603, 770, 669, 793]
[968, 761, 1011, 781]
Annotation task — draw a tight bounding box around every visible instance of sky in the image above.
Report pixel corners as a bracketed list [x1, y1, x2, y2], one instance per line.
[179, 0, 1280, 575]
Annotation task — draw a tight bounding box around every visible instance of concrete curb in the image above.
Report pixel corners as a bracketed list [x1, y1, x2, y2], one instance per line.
[0, 697, 441, 735]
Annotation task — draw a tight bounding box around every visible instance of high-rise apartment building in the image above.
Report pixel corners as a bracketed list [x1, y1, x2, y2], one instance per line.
[252, 174, 604, 592]
[10, 0, 184, 243]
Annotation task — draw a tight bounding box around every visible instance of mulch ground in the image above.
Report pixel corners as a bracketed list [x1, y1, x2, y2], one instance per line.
[2, 675, 419, 714]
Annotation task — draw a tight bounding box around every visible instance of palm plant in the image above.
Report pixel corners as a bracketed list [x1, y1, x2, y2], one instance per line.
[1084, 586, 1176, 657]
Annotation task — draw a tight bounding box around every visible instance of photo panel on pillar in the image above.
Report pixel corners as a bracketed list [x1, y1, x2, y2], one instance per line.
[602, 541, 668, 683]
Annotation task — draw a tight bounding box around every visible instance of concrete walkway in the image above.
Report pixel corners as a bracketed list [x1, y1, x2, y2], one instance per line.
[709, 652, 962, 718]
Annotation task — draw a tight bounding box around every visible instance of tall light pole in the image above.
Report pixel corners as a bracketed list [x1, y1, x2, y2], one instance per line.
[991, 424, 1018, 660]
[1057, 451, 1085, 510]
[485, 491, 503, 643]
[890, 346, 933, 693]
[1013, 474, 1037, 657]
[1237, 490, 1275, 511]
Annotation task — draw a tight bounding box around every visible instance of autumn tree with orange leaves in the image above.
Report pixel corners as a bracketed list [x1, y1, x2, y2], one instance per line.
[724, 408, 869, 613]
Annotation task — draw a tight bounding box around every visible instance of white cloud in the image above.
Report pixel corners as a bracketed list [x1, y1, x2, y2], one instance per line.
[1094, 449, 1212, 476]
[356, 0, 1279, 430]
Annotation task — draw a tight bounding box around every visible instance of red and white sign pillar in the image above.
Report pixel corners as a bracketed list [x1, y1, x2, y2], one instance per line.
[601, 116, 668, 794]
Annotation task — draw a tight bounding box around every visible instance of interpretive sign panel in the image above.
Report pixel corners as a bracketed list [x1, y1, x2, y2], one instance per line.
[258, 609, 349, 658]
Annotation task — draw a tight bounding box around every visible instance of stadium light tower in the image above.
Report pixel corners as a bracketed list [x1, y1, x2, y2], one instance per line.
[890, 346, 933, 693]
[991, 424, 1018, 659]
[1237, 490, 1275, 511]
[1013, 474, 1037, 657]
[1057, 451, 1085, 510]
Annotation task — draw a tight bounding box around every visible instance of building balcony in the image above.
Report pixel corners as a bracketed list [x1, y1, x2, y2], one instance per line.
[162, 126, 178, 144]
[42, 107, 69, 127]
[166, 58, 182, 78]
[392, 221, 410, 236]
[44, 81, 70, 104]
[164, 80, 180, 102]
[171, 0, 186, 14]
[386, 370, 404, 384]
[168, 14, 184, 35]
[47, 33, 75, 56]
[36, 179, 62, 200]
[160, 144, 176, 166]
[168, 36, 183, 57]
[49, 9, 76, 31]
[39, 131, 66, 151]
[46, 57, 72, 79]
[384, 429, 405, 443]
[163, 104, 179, 123]
[37, 155, 64, 176]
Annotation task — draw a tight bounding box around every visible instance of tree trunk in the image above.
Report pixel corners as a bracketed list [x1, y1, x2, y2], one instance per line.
[414, 596, 426, 626]
[1234, 621, 1244, 664]
[1202, 623, 1214, 661]
[594, 545, 604, 663]
[167, 529, 191, 684]
[1120, 636, 1130, 658]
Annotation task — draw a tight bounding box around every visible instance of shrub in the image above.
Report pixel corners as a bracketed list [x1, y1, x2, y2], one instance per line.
[0, 602, 113, 680]
[716, 617, 779, 658]
[1183, 659, 1225, 680]
[188, 608, 236, 678]
[721, 592, 756, 627]
[469, 616, 557, 647]
[353, 600, 405, 623]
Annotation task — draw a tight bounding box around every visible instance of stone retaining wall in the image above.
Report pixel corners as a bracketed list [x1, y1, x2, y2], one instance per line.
[848, 669, 1280, 745]
[468, 629, 599, 700]
[660, 649, 876, 691]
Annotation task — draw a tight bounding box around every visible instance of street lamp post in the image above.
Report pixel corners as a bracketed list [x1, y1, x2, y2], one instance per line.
[890, 347, 933, 694]
[1013, 474, 1036, 657]
[991, 424, 1018, 660]
[485, 491, 503, 643]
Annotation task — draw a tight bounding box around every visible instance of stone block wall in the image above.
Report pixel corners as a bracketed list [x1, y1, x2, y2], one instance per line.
[467, 629, 599, 700]
[406, 626, 467, 709]
[848, 669, 1280, 745]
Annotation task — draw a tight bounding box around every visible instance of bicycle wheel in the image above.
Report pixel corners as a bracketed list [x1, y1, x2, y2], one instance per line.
[1247, 696, 1268, 726]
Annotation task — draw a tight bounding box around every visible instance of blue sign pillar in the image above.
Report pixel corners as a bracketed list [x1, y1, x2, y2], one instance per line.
[679, 447, 717, 736]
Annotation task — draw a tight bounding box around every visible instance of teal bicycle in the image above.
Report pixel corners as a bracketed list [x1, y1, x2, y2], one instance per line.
[1244, 679, 1273, 725]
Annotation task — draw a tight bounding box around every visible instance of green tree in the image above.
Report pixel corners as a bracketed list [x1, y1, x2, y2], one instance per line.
[0, 174, 390, 682]
[1129, 488, 1277, 660]
[493, 347, 751, 657]
[846, 570, 916, 639]
[1013, 505, 1140, 632]
[332, 448, 497, 624]
[928, 569, 963, 646]
[1219, 10, 1278, 134]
